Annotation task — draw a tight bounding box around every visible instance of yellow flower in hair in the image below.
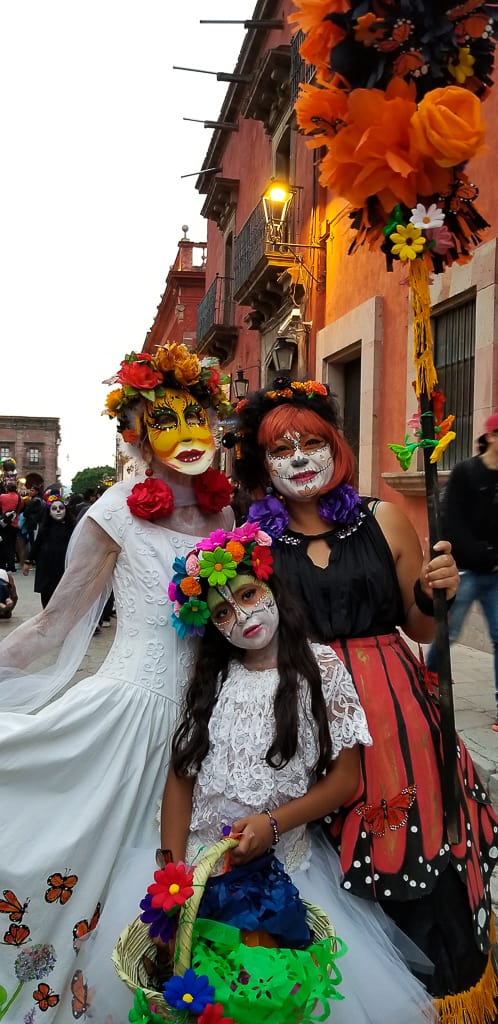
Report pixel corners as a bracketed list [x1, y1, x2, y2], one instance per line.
[153, 343, 201, 386]
[291, 381, 307, 392]
[429, 431, 456, 463]
[105, 388, 126, 415]
[390, 223, 425, 261]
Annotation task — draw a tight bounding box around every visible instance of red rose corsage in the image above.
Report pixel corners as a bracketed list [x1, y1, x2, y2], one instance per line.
[193, 468, 232, 515]
[127, 477, 175, 521]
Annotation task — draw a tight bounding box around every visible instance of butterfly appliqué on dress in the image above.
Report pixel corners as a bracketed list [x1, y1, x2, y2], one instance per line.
[45, 871, 79, 905]
[355, 785, 417, 838]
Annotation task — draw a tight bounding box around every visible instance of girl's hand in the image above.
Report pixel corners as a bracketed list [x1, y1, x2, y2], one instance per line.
[229, 813, 274, 865]
[420, 539, 459, 600]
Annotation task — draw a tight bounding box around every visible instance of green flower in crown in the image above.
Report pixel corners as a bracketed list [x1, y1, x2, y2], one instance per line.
[178, 598, 211, 630]
[198, 547, 238, 587]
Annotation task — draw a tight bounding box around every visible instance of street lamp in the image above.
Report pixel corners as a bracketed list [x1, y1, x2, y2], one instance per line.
[262, 181, 294, 244]
[232, 369, 250, 401]
[272, 337, 298, 373]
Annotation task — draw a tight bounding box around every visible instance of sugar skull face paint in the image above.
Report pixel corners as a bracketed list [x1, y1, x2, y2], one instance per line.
[144, 387, 215, 475]
[207, 574, 279, 650]
[49, 501, 66, 521]
[265, 432, 334, 500]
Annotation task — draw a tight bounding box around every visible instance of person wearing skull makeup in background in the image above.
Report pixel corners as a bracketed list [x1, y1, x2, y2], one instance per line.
[23, 495, 74, 607]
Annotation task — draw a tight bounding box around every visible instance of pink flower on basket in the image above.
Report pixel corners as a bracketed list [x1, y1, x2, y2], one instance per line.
[198, 1003, 235, 1024]
[147, 863, 194, 913]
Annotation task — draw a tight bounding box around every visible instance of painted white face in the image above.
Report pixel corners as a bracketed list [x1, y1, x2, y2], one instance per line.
[49, 501, 66, 521]
[265, 431, 334, 500]
[207, 574, 279, 650]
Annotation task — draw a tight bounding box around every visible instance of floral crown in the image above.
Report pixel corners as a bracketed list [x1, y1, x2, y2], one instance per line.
[103, 342, 232, 441]
[168, 522, 274, 639]
[235, 376, 329, 414]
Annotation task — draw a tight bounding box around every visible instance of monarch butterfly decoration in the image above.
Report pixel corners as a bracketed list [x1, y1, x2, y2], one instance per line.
[2, 922, 30, 946]
[72, 902, 101, 953]
[355, 785, 417, 838]
[45, 871, 79, 905]
[0, 889, 29, 923]
[33, 982, 60, 1012]
[71, 968, 93, 1019]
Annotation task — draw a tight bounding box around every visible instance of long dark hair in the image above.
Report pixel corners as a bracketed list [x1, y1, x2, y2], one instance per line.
[171, 572, 332, 778]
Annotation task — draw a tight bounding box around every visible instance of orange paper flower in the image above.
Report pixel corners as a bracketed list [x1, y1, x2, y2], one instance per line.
[295, 82, 349, 140]
[410, 86, 486, 168]
[318, 79, 452, 211]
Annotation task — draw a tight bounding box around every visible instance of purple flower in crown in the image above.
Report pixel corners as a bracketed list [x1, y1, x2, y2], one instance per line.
[247, 497, 289, 540]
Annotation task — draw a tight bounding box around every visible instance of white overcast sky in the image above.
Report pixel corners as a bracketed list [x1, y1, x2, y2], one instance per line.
[0, 2, 247, 486]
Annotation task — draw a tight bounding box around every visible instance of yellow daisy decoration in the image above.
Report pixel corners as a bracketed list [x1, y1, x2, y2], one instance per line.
[448, 46, 475, 86]
[390, 223, 426, 261]
[104, 387, 126, 415]
[429, 431, 456, 463]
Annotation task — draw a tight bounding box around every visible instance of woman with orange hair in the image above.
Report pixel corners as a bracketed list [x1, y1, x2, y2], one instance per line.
[233, 377, 498, 1024]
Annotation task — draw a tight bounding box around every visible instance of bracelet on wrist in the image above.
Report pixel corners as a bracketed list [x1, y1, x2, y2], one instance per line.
[263, 808, 280, 846]
[413, 578, 456, 617]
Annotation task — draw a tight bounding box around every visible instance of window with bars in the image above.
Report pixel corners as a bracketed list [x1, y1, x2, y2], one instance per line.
[431, 294, 476, 469]
[0, 447, 10, 460]
[27, 448, 40, 464]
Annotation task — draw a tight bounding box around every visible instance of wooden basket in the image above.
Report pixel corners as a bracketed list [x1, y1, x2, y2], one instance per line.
[112, 837, 337, 1021]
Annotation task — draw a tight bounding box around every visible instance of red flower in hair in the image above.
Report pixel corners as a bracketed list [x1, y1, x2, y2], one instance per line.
[193, 469, 232, 515]
[127, 478, 174, 521]
[251, 545, 273, 580]
[117, 358, 163, 392]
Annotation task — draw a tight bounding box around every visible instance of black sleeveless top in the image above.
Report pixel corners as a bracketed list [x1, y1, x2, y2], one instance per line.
[273, 501, 405, 642]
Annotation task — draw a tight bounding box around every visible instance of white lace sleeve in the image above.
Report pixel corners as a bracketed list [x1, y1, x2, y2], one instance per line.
[311, 642, 372, 759]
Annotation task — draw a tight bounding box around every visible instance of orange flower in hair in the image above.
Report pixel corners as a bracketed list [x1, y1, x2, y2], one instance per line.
[180, 576, 202, 597]
[226, 540, 245, 563]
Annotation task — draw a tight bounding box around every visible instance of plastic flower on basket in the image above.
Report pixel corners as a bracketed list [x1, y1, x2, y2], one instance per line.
[128, 987, 163, 1023]
[163, 968, 215, 1014]
[198, 1003, 235, 1024]
[139, 893, 176, 943]
[147, 863, 195, 913]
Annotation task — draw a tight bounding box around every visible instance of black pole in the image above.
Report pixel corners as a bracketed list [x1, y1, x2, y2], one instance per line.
[419, 390, 461, 845]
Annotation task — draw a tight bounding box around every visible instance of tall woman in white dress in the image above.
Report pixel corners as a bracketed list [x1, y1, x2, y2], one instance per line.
[0, 343, 233, 1023]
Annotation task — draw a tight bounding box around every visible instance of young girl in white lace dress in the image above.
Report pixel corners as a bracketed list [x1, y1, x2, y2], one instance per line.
[145, 523, 435, 1024]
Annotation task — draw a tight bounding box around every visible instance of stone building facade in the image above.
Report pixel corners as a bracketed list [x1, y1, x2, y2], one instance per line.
[0, 415, 60, 489]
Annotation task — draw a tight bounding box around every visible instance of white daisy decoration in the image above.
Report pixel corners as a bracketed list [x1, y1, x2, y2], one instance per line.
[410, 203, 445, 230]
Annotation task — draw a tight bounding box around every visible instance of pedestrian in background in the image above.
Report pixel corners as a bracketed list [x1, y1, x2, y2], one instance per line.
[23, 495, 73, 608]
[0, 568, 17, 619]
[0, 480, 22, 571]
[426, 412, 498, 730]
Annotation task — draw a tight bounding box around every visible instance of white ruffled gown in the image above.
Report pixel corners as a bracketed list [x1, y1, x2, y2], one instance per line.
[83, 644, 437, 1023]
[0, 481, 204, 1023]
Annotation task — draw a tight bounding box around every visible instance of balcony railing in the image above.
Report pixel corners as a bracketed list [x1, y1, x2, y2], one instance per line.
[290, 31, 315, 107]
[197, 275, 235, 344]
[234, 202, 295, 296]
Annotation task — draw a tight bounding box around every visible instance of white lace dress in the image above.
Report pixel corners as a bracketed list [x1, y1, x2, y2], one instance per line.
[85, 645, 436, 1023]
[0, 482, 204, 1023]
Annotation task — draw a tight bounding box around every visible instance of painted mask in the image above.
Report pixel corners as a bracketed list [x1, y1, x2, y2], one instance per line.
[49, 501, 66, 521]
[207, 574, 279, 650]
[265, 431, 334, 500]
[144, 387, 215, 475]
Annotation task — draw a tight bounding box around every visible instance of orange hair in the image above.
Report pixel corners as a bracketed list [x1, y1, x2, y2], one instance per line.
[257, 406, 356, 490]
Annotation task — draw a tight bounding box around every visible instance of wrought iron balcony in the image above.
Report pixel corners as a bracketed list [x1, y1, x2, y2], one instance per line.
[196, 275, 237, 364]
[290, 31, 315, 107]
[233, 201, 297, 329]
